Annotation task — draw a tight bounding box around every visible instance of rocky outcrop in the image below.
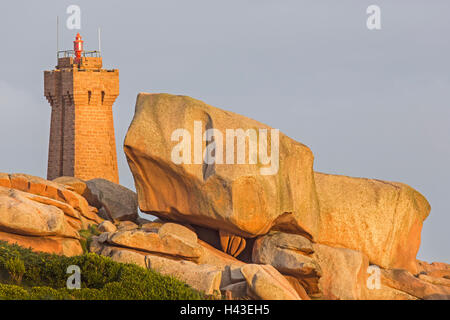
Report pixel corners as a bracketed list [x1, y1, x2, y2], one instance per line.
[314, 172, 430, 274]
[2, 93, 446, 300]
[124, 93, 320, 241]
[0, 173, 103, 256]
[90, 219, 304, 299]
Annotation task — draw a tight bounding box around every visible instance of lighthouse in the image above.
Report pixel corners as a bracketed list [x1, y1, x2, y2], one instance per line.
[44, 33, 120, 183]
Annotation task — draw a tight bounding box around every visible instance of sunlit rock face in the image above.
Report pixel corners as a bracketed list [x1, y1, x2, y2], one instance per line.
[124, 93, 320, 239]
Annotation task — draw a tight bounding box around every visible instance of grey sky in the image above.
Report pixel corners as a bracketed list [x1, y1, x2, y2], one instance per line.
[0, 0, 448, 263]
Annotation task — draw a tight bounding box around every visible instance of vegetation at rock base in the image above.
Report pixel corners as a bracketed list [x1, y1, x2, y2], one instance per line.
[78, 224, 101, 253]
[0, 241, 206, 300]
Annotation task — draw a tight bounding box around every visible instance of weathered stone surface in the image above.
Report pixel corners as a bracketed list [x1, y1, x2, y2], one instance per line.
[92, 221, 248, 296]
[98, 221, 117, 233]
[198, 240, 245, 270]
[312, 243, 369, 300]
[284, 275, 311, 300]
[0, 187, 79, 239]
[159, 222, 198, 245]
[145, 255, 222, 295]
[241, 264, 301, 300]
[418, 274, 450, 287]
[85, 178, 138, 222]
[381, 268, 450, 300]
[0, 231, 82, 257]
[219, 230, 246, 257]
[107, 247, 147, 268]
[107, 228, 202, 261]
[251, 232, 320, 295]
[0, 173, 102, 224]
[314, 172, 430, 274]
[364, 284, 418, 300]
[52, 176, 92, 199]
[140, 221, 163, 232]
[229, 266, 245, 282]
[117, 221, 139, 231]
[221, 281, 248, 299]
[124, 93, 320, 239]
[0, 174, 107, 256]
[417, 260, 450, 279]
[252, 232, 318, 277]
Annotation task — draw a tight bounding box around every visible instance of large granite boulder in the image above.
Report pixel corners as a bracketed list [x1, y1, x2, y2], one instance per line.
[124, 93, 319, 240]
[314, 172, 430, 274]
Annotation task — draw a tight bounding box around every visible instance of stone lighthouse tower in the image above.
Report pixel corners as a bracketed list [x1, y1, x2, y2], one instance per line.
[44, 33, 119, 183]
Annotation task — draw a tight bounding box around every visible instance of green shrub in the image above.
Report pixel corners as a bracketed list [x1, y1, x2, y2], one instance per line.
[0, 283, 28, 300]
[0, 241, 205, 300]
[79, 225, 101, 253]
[28, 286, 73, 300]
[4, 256, 25, 285]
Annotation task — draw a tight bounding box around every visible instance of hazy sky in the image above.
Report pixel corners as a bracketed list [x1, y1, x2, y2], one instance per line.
[0, 0, 448, 263]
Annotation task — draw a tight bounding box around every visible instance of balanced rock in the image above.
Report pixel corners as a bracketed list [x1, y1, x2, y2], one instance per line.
[314, 172, 430, 274]
[124, 93, 319, 240]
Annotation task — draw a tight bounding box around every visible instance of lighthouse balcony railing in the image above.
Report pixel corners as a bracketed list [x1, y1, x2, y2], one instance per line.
[57, 50, 101, 58]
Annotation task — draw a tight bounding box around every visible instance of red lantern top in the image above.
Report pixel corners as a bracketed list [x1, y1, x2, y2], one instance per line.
[73, 33, 84, 64]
